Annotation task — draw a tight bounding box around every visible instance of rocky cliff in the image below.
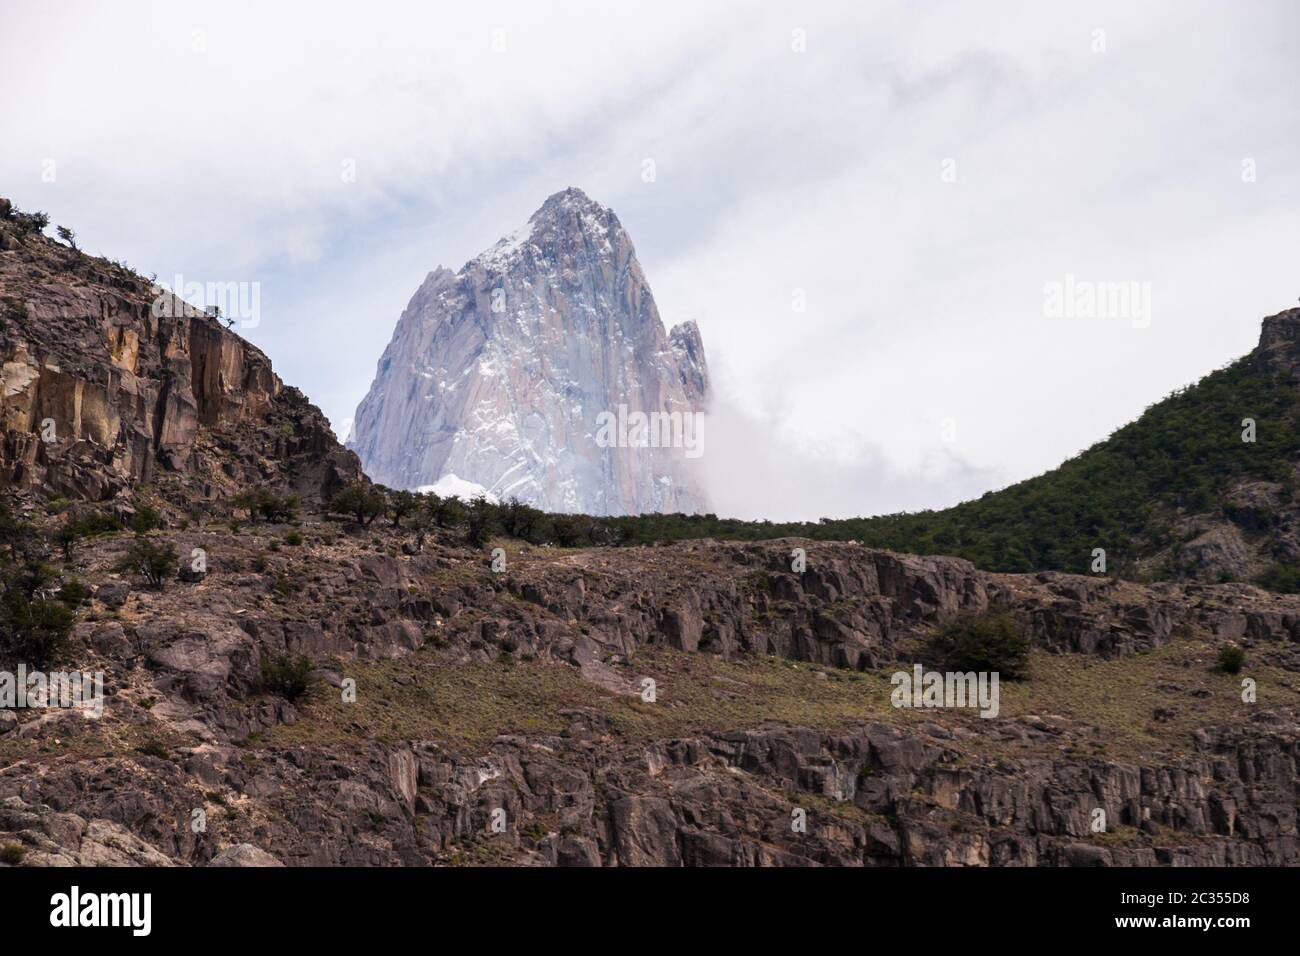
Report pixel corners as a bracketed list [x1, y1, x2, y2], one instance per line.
[347, 188, 710, 515]
[0, 198, 360, 505]
[3, 525, 1298, 867]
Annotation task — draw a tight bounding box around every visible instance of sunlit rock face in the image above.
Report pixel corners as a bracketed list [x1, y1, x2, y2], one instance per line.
[348, 188, 710, 516]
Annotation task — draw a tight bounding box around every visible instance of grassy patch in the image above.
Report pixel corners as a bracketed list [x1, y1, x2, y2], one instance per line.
[263, 638, 1300, 765]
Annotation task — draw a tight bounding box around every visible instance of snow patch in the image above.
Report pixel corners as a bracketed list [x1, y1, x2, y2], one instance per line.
[416, 473, 499, 504]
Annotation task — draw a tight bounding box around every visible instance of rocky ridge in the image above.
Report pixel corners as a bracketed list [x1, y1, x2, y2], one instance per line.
[0, 198, 360, 506]
[2, 525, 1298, 867]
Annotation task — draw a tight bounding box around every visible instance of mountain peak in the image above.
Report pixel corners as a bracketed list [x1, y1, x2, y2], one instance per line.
[532, 186, 605, 219]
[350, 190, 709, 515]
[470, 187, 622, 274]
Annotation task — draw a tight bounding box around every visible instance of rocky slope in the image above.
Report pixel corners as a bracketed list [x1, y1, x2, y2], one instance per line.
[0, 198, 360, 507]
[347, 188, 710, 515]
[2, 518, 1298, 867]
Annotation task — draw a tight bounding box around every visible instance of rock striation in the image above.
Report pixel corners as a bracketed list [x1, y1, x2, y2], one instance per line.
[0, 198, 360, 503]
[348, 188, 709, 515]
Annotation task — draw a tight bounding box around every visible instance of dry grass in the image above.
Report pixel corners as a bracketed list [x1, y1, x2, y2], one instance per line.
[263, 632, 1300, 764]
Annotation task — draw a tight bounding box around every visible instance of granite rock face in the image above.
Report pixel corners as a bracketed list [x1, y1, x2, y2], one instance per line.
[0, 199, 361, 504]
[348, 188, 710, 515]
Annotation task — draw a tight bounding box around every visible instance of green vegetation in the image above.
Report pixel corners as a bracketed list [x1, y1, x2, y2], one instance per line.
[56, 508, 122, 560]
[0, 561, 75, 668]
[328, 480, 386, 527]
[1255, 562, 1300, 593]
[119, 536, 178, 588]
[1216, 645, 1246, 674]
[129, 498, 164, 534]
[386, 489, 417, 528]
[0, 843, 26, 866]
[134, 739, 171, 760]
[263, 640, 1300, 762]
[233, 487, 301, 523]
[927, 611, 1031, 679]
[260, 653, 315, 701]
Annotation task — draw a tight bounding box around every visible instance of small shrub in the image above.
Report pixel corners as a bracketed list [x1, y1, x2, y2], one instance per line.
[1217, 645, 1246, 674]
[119, 537, 178, 589]
[0, 843, 26, 865]
[1255, 563, 1300, 594]
[56, 576, 91, 607]
[271, 572, 300, 597]
[284, 530, 303, 547]
[135, 739, 170, 760]
[260, 653, 314, 701]
[928, 611, 1031, 680]
[129, 500, 163, 534]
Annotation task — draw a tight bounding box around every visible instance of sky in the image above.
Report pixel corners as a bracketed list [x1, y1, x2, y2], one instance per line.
[2, 0, 1297, 521]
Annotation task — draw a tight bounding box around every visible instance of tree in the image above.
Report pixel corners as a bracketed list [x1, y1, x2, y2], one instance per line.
[0, 560, 75, 667]
[500, 497, 544, 541]
[55, 225, 77, 250]
[120, 537, 178, 589]
[465, 495, 496, 548]
[13, 209, 49, 233]
[408, 502, 433, 552]
[0, 499, 37, 563]
[927, 611, 1031, 680]
[388, 490, 417, 529]
[56, 509, 121, 560]
[234, 487, 300, 523]
[425, 493, 463, 529]
[328, 481, 386, 527]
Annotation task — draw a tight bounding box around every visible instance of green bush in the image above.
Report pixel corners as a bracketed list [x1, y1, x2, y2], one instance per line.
[1217, 645, 1246, 674]
[1255, 563, 1300, 594]
[234, 488, 300, 523]
[0, 559, 77, 667]
[928, 611, 1031, 680]
[328, 481, 386, 526]
[129, 500, 163, 534]
[0, 843, 26, 865]
[56, 576, 91, 607]
[55, 509, 121, 560]
[120, 537, 177, 588]
[260, 653, 315, 701]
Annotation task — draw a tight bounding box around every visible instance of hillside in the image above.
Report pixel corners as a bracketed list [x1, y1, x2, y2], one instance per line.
[0, 197, 360, 510]
[578, 310, 1300, 586]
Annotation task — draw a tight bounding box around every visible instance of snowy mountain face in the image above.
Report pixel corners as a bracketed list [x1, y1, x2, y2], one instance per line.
[347, 188, 711, 516]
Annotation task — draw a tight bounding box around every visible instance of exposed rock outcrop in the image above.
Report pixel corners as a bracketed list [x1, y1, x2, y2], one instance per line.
[0, 200, 361, 504]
